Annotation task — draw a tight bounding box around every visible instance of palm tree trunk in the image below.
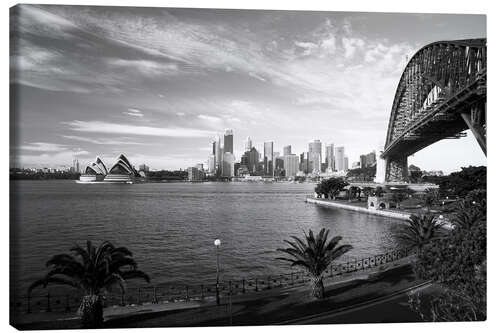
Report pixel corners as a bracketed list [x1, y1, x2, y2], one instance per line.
[77, 294, 104, 328]
[310, 276, 325, 299]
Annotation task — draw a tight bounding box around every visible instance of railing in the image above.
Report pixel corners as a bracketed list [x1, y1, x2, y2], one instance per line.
[10, 247, 417, 315]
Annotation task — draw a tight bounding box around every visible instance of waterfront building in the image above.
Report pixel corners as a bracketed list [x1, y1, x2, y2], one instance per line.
[335, 146, 345, 171]
[222, 152, 235, 178]
[208, 154, 216, 174]
[138, 164, 149, 172]
[344, 157, 349, 171]
[299, 152, 308, 173]
[215, 136, 222, 175]
[195, 163, 204, 171]
[187, 167, 204, 181]
[264, 141, 274, 176]
[308, 140, 322, 173]
[352, 161, 361, 169]
[224, 129, 234, 154]
[360, 150, 376, 168]
[284, 154, 299, 177]
[244, 147, 260, 175]
[283, 145, 292, 156]
[245, 136, 252, 152]
[104, 154, 139, 183]
[325, 143, 334, 170]
[80, 156, 108, 182]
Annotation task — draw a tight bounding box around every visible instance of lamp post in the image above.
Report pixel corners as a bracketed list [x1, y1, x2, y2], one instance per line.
[214, 239, 221, 306]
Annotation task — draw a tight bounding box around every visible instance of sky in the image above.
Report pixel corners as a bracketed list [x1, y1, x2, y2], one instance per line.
[10, 4, 486, 173]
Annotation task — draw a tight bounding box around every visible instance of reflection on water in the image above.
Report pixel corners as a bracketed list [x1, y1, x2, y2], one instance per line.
[10, 180, 403, 296]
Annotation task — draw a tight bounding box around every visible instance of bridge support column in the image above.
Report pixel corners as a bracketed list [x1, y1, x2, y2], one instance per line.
[461, 102, 486, 156]
[385, 156, 409, 182]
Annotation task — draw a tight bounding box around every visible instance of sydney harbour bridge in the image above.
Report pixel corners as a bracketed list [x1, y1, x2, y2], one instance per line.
[380, 38, 486, 182]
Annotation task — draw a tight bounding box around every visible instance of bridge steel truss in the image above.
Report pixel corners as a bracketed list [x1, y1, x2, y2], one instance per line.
[381, 39, 486, 182]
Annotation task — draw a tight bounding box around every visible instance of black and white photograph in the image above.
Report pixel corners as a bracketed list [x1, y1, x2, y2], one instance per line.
[8, 1, 489, 330]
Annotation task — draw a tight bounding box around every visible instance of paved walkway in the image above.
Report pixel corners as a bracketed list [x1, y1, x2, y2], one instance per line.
[14, 258, 430, 329]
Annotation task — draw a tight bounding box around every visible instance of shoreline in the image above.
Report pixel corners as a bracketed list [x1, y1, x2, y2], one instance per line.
[306, 197, 411, 220]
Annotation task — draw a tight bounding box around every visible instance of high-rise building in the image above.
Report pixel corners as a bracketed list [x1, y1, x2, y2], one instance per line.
[299, 152, 308, 173]
[308, 140, 322, 173]
[284, 154, 299, 177]
[224, 129, 234, 154]
[335, 146, 345, 171]
[264, 141, 274, 176]
[242, 147, 260, 174]
[325, 144, 334, 170]
[245, 136, 252, 152]
[187, 167, 204, 181]
[283, 145, 292, 156]
[208, 155, 216, 174]
[215, 136, 222, 175]
[222, 152, 235, 177]
[366, 151, 376, 167]
[344, 157, 349, 171]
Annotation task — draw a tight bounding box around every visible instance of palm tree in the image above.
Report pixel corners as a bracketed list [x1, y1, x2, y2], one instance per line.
[28, 241, 150, 328]
[396, 214, 444, 255]
[422, 188, 440, 212]
[452, 200, 486, 230]
[276, 228, 353, 299]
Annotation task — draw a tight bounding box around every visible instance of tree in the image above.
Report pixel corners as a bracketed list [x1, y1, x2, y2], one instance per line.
[374, 186, 385, 197]
[429, 166, 486, 198]
[410, 202, 486, 321]
[28, 241, 150, 328]
[314, 177, 349, 199]
[361, 186, 374, 200]
[395, 214, 444, 255]
[421, 188, 440, 212]
[276, 228, 353, 299]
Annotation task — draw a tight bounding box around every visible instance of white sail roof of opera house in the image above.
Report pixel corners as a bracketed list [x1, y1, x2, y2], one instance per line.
[108, 154, 138, 176]
[84, 156, 108, 175]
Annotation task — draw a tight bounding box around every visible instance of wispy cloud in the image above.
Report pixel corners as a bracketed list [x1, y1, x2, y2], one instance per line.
[61, 135, 144, 145]
[197, 114, 221, 123]
[20, 142, 67, 152]
[123, 108, 144, 118]
[63, 120, 215, 138]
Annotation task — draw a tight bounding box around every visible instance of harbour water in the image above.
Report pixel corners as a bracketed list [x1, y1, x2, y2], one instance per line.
[10, 180, 405, 297]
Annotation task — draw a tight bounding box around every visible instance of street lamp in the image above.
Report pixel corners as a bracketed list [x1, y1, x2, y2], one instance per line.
[214, 239, 221, 305]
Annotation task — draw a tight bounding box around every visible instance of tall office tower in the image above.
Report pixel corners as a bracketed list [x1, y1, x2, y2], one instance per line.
[245, 136, 252, 152]
[245, 147, 260, 174]
[284, 154, 300, 177]
[308, 140, 322, 173]
[366, 151, 376, 167]
[208, 154, 216, 174]
[283, 145, 292, 156]
[360, 154, 368, 168]
[335, 146, 345, 171]
[325, 144, 334, 170]
[215, 136, 222, 175]
[299, 152, 307, 173]
[222, 152, 235, 177]
[195, 163, 204, 171]
[263, 141, 274, 176]
[344, 157, 349, 171]
[224, 129, 234, 154]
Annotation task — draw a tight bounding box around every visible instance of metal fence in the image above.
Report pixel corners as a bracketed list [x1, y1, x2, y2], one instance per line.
[10, 247, 417, 315]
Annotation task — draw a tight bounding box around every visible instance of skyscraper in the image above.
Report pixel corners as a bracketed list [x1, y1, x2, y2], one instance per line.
[264, 141, 274, 176]
[215, 136, 222, 175]
[283, 145, 292, 156]
[224, 129, 233, 154]
[335, 146, 345, 171]
[245, 136, 252, 152]
[222, 152, 235, 177]
[245, 147, 260, 174]
[344, 157, 349, 171]
[325, 143, 334, 170]
[308, 140, 322, 173]
[284, 154, 299, 177]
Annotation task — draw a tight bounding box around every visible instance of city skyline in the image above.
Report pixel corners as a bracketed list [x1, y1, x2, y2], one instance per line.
[10, 5, 486, 173]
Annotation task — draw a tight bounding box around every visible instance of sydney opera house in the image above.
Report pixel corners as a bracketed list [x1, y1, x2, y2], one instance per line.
[78, 154, 141, 183]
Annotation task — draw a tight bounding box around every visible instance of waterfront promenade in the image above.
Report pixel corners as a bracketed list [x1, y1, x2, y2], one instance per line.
[14, 254, 429, 329]
[306, 197, 412, 220]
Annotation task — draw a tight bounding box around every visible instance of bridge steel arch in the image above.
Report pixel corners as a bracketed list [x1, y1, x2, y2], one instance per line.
[381, 38, 486, 182]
